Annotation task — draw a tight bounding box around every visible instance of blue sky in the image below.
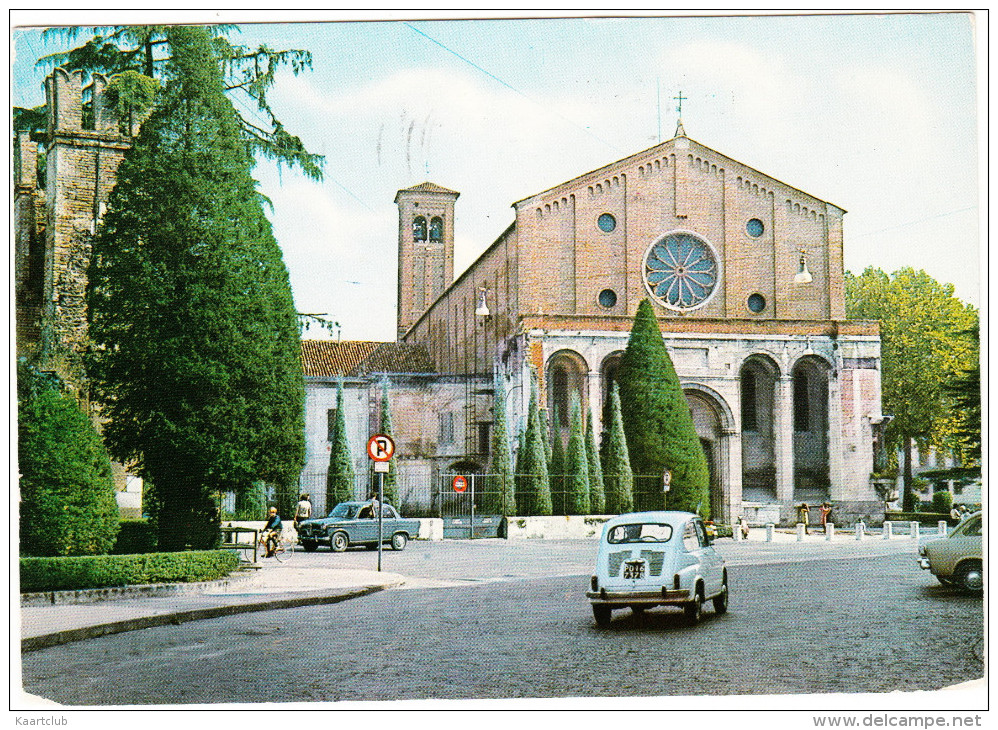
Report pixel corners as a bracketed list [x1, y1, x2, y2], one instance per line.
[11, 11, 982, 342]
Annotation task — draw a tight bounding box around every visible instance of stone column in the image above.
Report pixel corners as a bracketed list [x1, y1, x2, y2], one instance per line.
[775, 375, 794, 503]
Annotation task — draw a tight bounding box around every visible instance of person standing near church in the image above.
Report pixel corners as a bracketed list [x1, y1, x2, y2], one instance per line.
[819, 502, 832, 528]
[294, 494, 312, 530]
[797, 503, 811, 535]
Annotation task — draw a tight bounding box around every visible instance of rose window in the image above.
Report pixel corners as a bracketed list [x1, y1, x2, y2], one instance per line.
[643, 232, 720, 311]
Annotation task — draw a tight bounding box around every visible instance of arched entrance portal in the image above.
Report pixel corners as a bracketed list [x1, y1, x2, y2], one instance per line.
[792, 356, 831, 499]
[546, 350, 589, 446]
[740, 355, 780, 502]
[685, 389, 727, 520]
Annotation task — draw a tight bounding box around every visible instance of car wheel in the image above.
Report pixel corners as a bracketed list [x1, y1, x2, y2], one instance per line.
[592, 604, 612, 628]
[684, 586, 703, 625]
[954, 560, 983, 593]
[330, 532, 348, 552]
[391, 532, 408, 551]
[302, 540, 318, 553]
[713, 574, 729, 615]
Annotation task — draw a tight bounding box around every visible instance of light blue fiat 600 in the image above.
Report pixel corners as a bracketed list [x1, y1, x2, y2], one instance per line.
[586, 511, 728, 627]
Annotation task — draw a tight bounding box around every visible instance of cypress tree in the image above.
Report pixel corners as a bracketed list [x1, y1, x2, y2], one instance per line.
[519, 373, 552, 515]
[514, 427, 528, 515]
[18, 361, 120, 556]
[602, 383, 635, 515]
[539, 405, 553, 467]
[564, 393, 591, 515]
[585, 410, 605, 514]
[485, 372, 516, 516]
[378, 378, 399, 506]
[617, 299, 710, 516]
[326, 377, 356, 510]
[549, 405, 566, 514]
[85, 26, 305, 550]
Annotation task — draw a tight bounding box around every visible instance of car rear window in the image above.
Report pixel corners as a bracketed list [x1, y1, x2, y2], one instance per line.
[607, 523, 673, 544]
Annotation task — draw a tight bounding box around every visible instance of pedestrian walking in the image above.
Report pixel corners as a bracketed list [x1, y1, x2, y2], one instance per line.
[738, 515, 750, 540]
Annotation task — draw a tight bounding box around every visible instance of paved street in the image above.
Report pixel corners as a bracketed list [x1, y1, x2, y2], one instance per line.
[20, 539, 983, 705]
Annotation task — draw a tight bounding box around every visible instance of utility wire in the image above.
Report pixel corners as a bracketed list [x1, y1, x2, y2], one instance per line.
[404, 22, 622, 154]
[850, 206, 977, 239]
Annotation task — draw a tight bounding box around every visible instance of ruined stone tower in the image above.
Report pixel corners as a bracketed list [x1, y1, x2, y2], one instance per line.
[14, 68, 133, 386]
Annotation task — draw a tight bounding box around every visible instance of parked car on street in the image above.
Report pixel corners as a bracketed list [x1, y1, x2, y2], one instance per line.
[918, 511, 983, 592]
[586, 511, 728, 628]
[297, 501, 421, 552]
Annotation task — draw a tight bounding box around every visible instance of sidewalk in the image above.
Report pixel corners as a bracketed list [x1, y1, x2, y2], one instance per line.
[20, 562, 405, 652]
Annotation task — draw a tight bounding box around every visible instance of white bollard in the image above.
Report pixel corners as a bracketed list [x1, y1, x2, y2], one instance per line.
[825, 523, 835, 541]
[855, 522, 865, 540]
[796, 523, 805, 541]
[765, 523, 775, 542]
[911, 522, 920, 540]
[938, 520, 948, 537]
[883, 521, 893, 539]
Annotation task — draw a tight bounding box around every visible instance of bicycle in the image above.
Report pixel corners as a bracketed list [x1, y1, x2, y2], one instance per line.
[259, 528, 297, 562]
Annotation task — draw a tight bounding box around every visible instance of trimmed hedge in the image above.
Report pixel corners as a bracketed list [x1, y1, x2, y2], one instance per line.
[111, 519, 158, 555]
[20, 550, 239, 593]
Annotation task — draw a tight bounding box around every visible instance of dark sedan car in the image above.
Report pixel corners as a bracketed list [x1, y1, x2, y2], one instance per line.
[297, 501, 421, 552]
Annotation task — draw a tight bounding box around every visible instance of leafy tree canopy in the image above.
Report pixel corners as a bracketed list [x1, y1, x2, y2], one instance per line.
[16, 24, 323, 180]
[18, 360, 120, 557]
[845, 267, 978, 456]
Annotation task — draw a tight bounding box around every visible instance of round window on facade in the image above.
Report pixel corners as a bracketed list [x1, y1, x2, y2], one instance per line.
[598, 289, 618, 308]
[643, 232, 720, 311]
[747, 293, 766, 313]
[746, 218, 765, 238]
[597, 213, 617, 233]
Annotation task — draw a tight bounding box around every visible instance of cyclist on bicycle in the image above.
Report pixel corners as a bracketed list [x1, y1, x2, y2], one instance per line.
[261, 506, 282, 558]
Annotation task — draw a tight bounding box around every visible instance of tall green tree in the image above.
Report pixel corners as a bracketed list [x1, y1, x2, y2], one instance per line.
[86, 26, 306, 551]
[514, 427, 528, 516]
[549, 406, 566, 514]
[18, 360, 120, 557]
[564, 393, 591, 515]
[845, 267, 979, 509]
[485, 372, 516, 516]
[377, 378, 399, 506]
[617, 299, 710, 515]
[601, 383, 634, 515]
[327, 377, 356, 510]
[517, 373, 553, 516]
[585, 410, 606, 513]
[17, 24, 323, 179]
[234, 480, 267, 520]
[944, 323, 981, 464]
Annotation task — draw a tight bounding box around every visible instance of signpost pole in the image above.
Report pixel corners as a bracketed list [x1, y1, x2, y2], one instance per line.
[470, 474, 475, 540]
[377, 469, 384, 572]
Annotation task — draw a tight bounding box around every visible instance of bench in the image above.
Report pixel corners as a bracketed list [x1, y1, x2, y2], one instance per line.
[220, 525, 260, 563]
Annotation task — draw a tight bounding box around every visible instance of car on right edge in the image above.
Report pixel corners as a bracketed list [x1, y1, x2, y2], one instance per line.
[918, 511, 983, 592]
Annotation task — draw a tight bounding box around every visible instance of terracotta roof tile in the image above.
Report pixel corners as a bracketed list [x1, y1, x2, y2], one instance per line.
[397, 181, 460, 196]
[300, 340, 435, 377]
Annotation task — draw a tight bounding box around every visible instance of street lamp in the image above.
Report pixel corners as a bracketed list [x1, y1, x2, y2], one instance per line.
[793, 249, 813, 284]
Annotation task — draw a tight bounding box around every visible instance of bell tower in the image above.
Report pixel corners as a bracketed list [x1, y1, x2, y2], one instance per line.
[394, 182, 459, 340]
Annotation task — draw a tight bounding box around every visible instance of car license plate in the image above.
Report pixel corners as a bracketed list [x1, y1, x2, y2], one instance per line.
[623, 561, 645, 580]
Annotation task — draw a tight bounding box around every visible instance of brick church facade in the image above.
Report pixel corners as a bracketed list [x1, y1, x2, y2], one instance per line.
[387, 128, 884, 523]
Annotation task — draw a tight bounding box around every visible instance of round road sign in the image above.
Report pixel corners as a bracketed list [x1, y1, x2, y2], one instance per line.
[452, 475, 468, 493]
[367, 434, 395, 462]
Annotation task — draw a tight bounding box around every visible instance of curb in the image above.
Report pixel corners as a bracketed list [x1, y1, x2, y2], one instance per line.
[21, 584, 392, 653]
[21, 569, 260, 607]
